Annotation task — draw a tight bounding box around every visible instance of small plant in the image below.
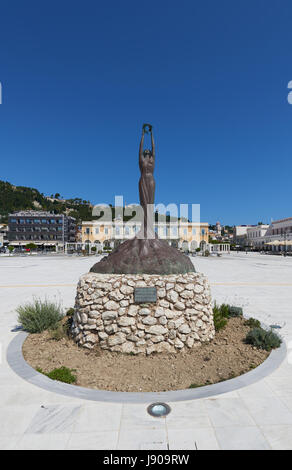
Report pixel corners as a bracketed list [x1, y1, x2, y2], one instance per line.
[218, 303, 230, 318]
[245, 327, 282, 351]
[17, 298, 63, 333]
[213, 303, 244, 331]
[91, 246, 97, 252]
[49, 323, 66, 341]
[50, 316, 72, 340]
[8, 246, 14, 254]
[66, 307, 75, 317]
[47, 367, 77, 384]
[213, 302, 229, 331]
[244, 317, 261, 328]
[37, 366, 77, 384]
[189, 383, 204, 388]
[228, 306, 243, 317]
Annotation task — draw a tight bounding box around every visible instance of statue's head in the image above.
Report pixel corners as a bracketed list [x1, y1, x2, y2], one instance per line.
[143, 149, 151, 157]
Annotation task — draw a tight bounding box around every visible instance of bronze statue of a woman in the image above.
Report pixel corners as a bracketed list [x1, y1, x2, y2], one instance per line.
[139, 124, 155, 238]
[90, 124, 195, 274]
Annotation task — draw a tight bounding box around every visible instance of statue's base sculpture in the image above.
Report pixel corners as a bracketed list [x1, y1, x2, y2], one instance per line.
[90, 236, 195, 275]
[71, 271, 215, 354]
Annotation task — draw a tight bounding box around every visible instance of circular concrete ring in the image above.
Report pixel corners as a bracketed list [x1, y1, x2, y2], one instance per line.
[7, 327, 286, 404]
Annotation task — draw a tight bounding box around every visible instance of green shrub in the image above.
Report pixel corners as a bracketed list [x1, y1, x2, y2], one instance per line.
[213, 303, 244, 331]
[245, 327, 282, 351]
[213, 302, 229, 331]
[218, 303, 230, 318]
[25, 243, 37, 251]
[244, 317, 261, 328]
[17, 298, 63, 333]
[37, 366, 77, 384]
[66, 307, 75, 317]
[229, 306, 243, 317]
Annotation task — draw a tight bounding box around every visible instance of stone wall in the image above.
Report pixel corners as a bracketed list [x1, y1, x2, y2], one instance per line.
[71, 272, 215, 354]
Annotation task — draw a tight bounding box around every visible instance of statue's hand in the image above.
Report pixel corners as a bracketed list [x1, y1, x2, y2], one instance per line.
[143, 123, 152, 134]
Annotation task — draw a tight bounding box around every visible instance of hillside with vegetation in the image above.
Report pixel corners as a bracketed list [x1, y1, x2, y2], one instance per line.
[0, 181, 93, 223]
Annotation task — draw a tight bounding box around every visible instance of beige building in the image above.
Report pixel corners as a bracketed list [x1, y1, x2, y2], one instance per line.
[81, 219, 209, 252]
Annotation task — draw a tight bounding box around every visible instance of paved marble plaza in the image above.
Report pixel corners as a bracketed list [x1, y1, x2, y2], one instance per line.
[0, 252, 292, 450]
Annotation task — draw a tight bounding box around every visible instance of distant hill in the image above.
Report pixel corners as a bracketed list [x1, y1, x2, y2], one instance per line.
[0, 180, 93, 223]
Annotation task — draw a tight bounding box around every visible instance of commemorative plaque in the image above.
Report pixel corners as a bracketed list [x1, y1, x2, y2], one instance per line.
[134, 287, 157, 304]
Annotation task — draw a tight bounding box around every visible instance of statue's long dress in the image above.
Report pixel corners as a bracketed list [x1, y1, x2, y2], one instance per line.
[139, 156, 155, 238]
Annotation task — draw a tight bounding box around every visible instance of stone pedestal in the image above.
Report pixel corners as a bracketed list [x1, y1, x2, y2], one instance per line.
[71, 272, 215, 354]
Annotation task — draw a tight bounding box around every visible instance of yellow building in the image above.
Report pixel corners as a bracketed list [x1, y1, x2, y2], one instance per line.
[81, 219, 209, 252]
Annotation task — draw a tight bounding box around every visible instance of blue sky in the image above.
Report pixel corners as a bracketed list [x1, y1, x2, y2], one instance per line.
[0, 1, 292, 225]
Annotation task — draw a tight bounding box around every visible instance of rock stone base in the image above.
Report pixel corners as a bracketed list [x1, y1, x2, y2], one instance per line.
[71, 272, 215, 354]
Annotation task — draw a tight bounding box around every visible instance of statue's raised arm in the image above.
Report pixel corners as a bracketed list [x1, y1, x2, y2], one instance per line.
[151, 127, 155, 160]
[139, 126, 145, 169]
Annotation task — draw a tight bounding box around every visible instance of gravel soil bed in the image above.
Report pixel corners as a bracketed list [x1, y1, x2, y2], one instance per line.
[22, 317, 269, 392]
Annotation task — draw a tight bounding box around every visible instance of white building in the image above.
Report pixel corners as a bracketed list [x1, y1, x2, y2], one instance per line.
[246, 225, 269, 250]
[264, 218, 292, 252]
[233, 225, 253, 248]
[0, 224, 8, 248]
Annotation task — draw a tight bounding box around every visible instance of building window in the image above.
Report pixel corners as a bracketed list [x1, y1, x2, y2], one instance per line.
[172, 227, 178, 236]
[105, 228, 109, 235]
[86, 228, 90, 234]
[183, 228, 187, 236]
[125, 227, 129, 235]
[95, 228, 99, 234]
[202, 229, 205, 235]
[192, 228, 196, 235]
[116, 227, 120, 235]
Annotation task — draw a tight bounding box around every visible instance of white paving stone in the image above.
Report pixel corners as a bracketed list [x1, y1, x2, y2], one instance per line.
[214, 426, 271, 450]
[167, 426, 220, 450]
[66, 431, 119, 450]
[260, 425, 292, 450]
[204, 398, 256, 427]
